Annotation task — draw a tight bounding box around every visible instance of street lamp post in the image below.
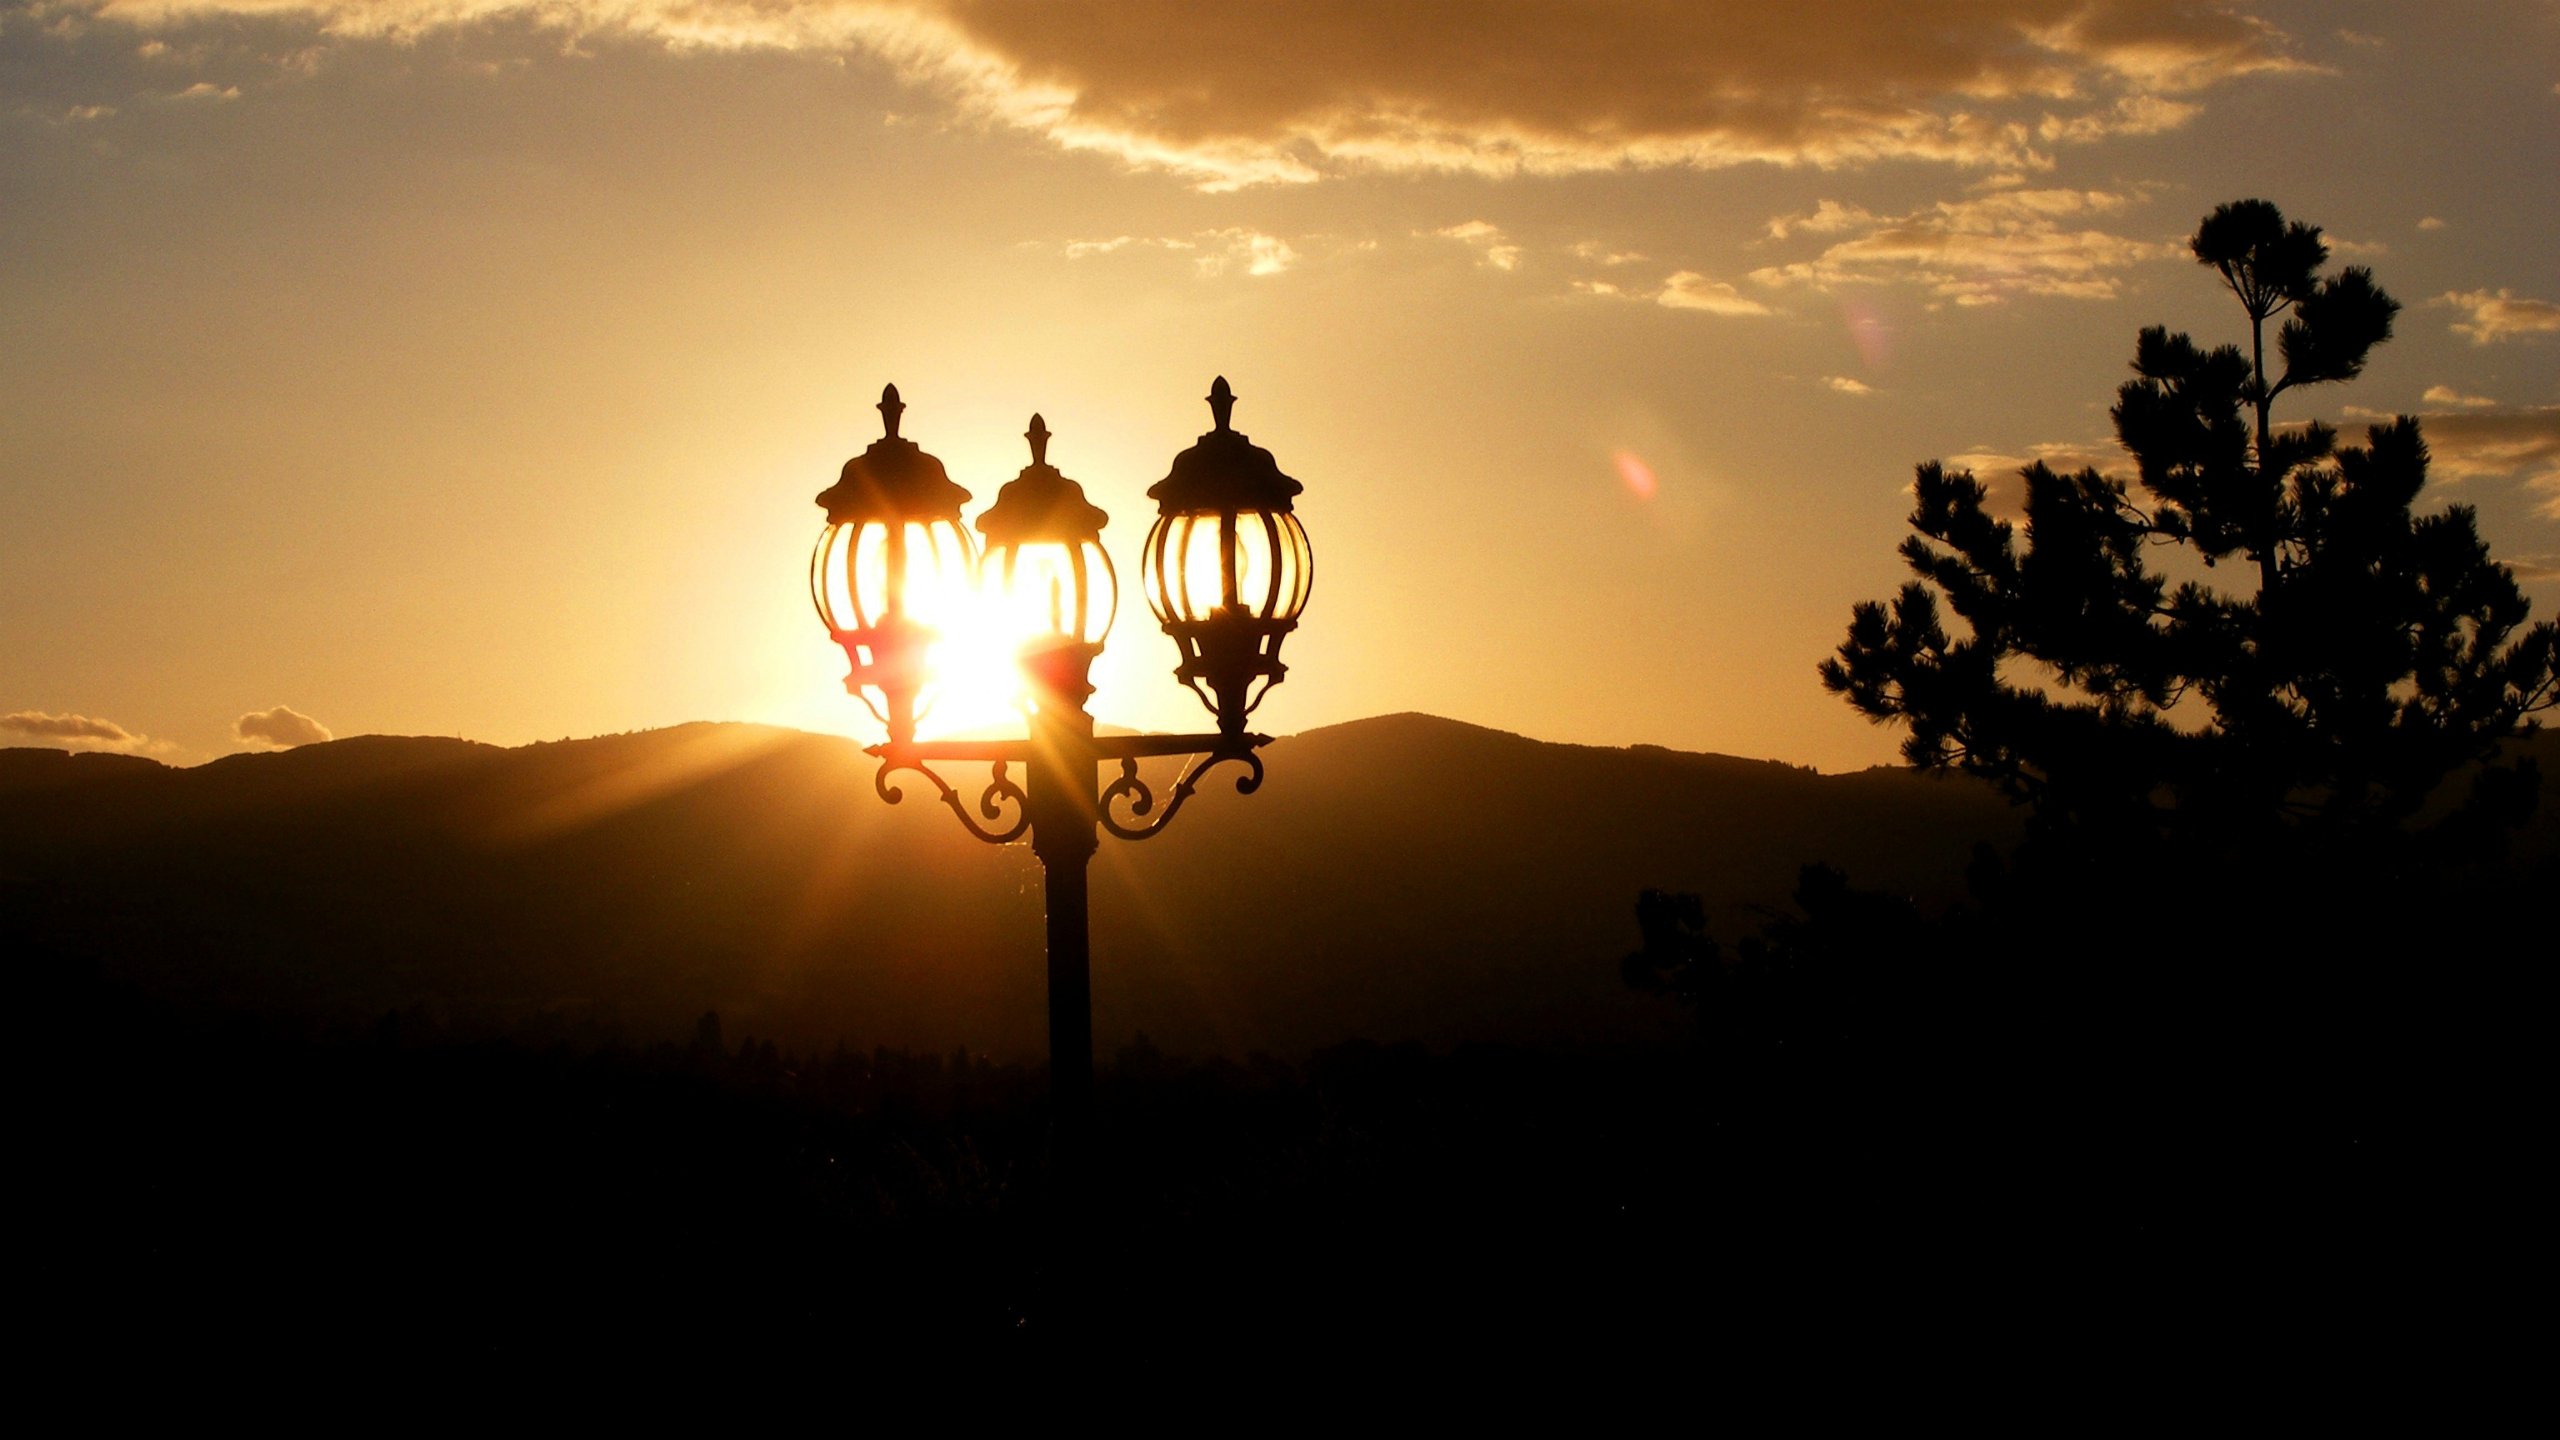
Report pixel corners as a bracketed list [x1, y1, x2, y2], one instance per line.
[810, 378, 1313, 1159]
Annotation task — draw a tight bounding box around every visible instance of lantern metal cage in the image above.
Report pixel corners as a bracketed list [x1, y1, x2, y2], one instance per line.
[809, 384, 977, 743]
[1141, 377, 1314, 734]
[976, 414, 1119, 655]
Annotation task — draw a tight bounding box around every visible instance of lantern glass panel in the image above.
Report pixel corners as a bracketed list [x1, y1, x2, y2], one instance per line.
[810, 518, 977, 634]
[1146, 509, 1311, 625]
[988, 537, 1117, 648]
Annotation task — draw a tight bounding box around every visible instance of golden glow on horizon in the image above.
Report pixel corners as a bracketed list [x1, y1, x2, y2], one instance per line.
[9, 7, 2553, 773]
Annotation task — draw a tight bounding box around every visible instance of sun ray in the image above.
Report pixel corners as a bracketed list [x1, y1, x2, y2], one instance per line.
[487, 722, 798, 845]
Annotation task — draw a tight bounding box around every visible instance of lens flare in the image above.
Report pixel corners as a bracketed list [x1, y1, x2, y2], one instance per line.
[1614, 449, 1658, 501]
[1840, 296, 1894, 370]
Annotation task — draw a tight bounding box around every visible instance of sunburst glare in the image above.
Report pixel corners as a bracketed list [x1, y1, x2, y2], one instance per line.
[926, 582, 1038, 735]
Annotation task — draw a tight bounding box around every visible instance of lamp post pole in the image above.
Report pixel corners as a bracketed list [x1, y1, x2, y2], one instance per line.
[1026, 657, 1098, 1145]
[868, 714, 1268, 1160]
[812, 380, 1311, 1167]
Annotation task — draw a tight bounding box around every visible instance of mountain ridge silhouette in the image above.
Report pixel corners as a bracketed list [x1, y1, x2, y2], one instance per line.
[13, 712, 2545, 1057]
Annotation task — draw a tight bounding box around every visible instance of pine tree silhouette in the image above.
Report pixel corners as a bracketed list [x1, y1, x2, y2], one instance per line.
[1821, 199, 2557, 850]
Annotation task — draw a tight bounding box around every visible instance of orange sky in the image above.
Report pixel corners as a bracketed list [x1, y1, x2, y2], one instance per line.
[4, 2, 2555, 769]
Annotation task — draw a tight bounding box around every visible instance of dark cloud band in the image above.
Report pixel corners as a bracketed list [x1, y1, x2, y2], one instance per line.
[63, 1, 2310, 187]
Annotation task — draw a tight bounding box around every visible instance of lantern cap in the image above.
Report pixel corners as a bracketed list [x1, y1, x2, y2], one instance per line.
[815, 383, 972, 525]
[1149, 376, 1302, 514]
[976, 413, 1110, 545]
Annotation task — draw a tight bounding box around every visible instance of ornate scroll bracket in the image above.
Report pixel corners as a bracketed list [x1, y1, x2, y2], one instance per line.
[1099, 745, 1265, 842]
[869, 730, 1267, 847]
[872, 754, 1030, 846]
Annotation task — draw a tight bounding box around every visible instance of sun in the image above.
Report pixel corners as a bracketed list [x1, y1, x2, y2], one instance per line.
[918, 584, 1037, 738]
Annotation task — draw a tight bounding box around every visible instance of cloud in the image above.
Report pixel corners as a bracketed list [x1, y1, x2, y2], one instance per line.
[2419, 385, 2496, 409]
[1199, 229, 1294, 277]
[1945, 439, 2128, 477]
[2347, 403, 2560, 519]
[1055, 228, 1293, 276]
[1436, 221, 1521, 272]
[0, 709, 165, 753]
[1823, 375, 1875, 395]
[62, 1, 2311, 188]
[234, 704, 333, 748]
[1752, 186, 2171, 304]
[2416, 216, 2446, 232]
[1568, 241, 1645, 266]
[171, 80, 239, 100]
[2033, 93, 2199, 143]
[2440, 289, 2560, 345]
[1656, 271, 1774, 317]
[1941, 438, 2131, 516]
[1766, 198, 1878, 240]
[2422, 408, 2560, 514]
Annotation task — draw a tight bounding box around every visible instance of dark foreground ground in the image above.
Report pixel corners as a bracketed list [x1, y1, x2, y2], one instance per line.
[38, 951, 2536, 1375]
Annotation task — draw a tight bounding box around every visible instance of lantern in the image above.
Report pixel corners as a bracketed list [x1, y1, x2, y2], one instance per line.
[810, 384, 976, 745]
[1141, 377, 1312, 736]
[976, 414, 1116, 704]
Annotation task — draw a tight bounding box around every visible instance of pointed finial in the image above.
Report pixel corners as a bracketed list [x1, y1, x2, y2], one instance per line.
[1026, 413, 1051, 467]
[877, 383, 905, 440]
[1207, 376, 1235, 432]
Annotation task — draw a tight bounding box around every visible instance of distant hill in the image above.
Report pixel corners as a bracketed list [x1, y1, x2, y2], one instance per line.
[15, 712, 2536, 1057]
